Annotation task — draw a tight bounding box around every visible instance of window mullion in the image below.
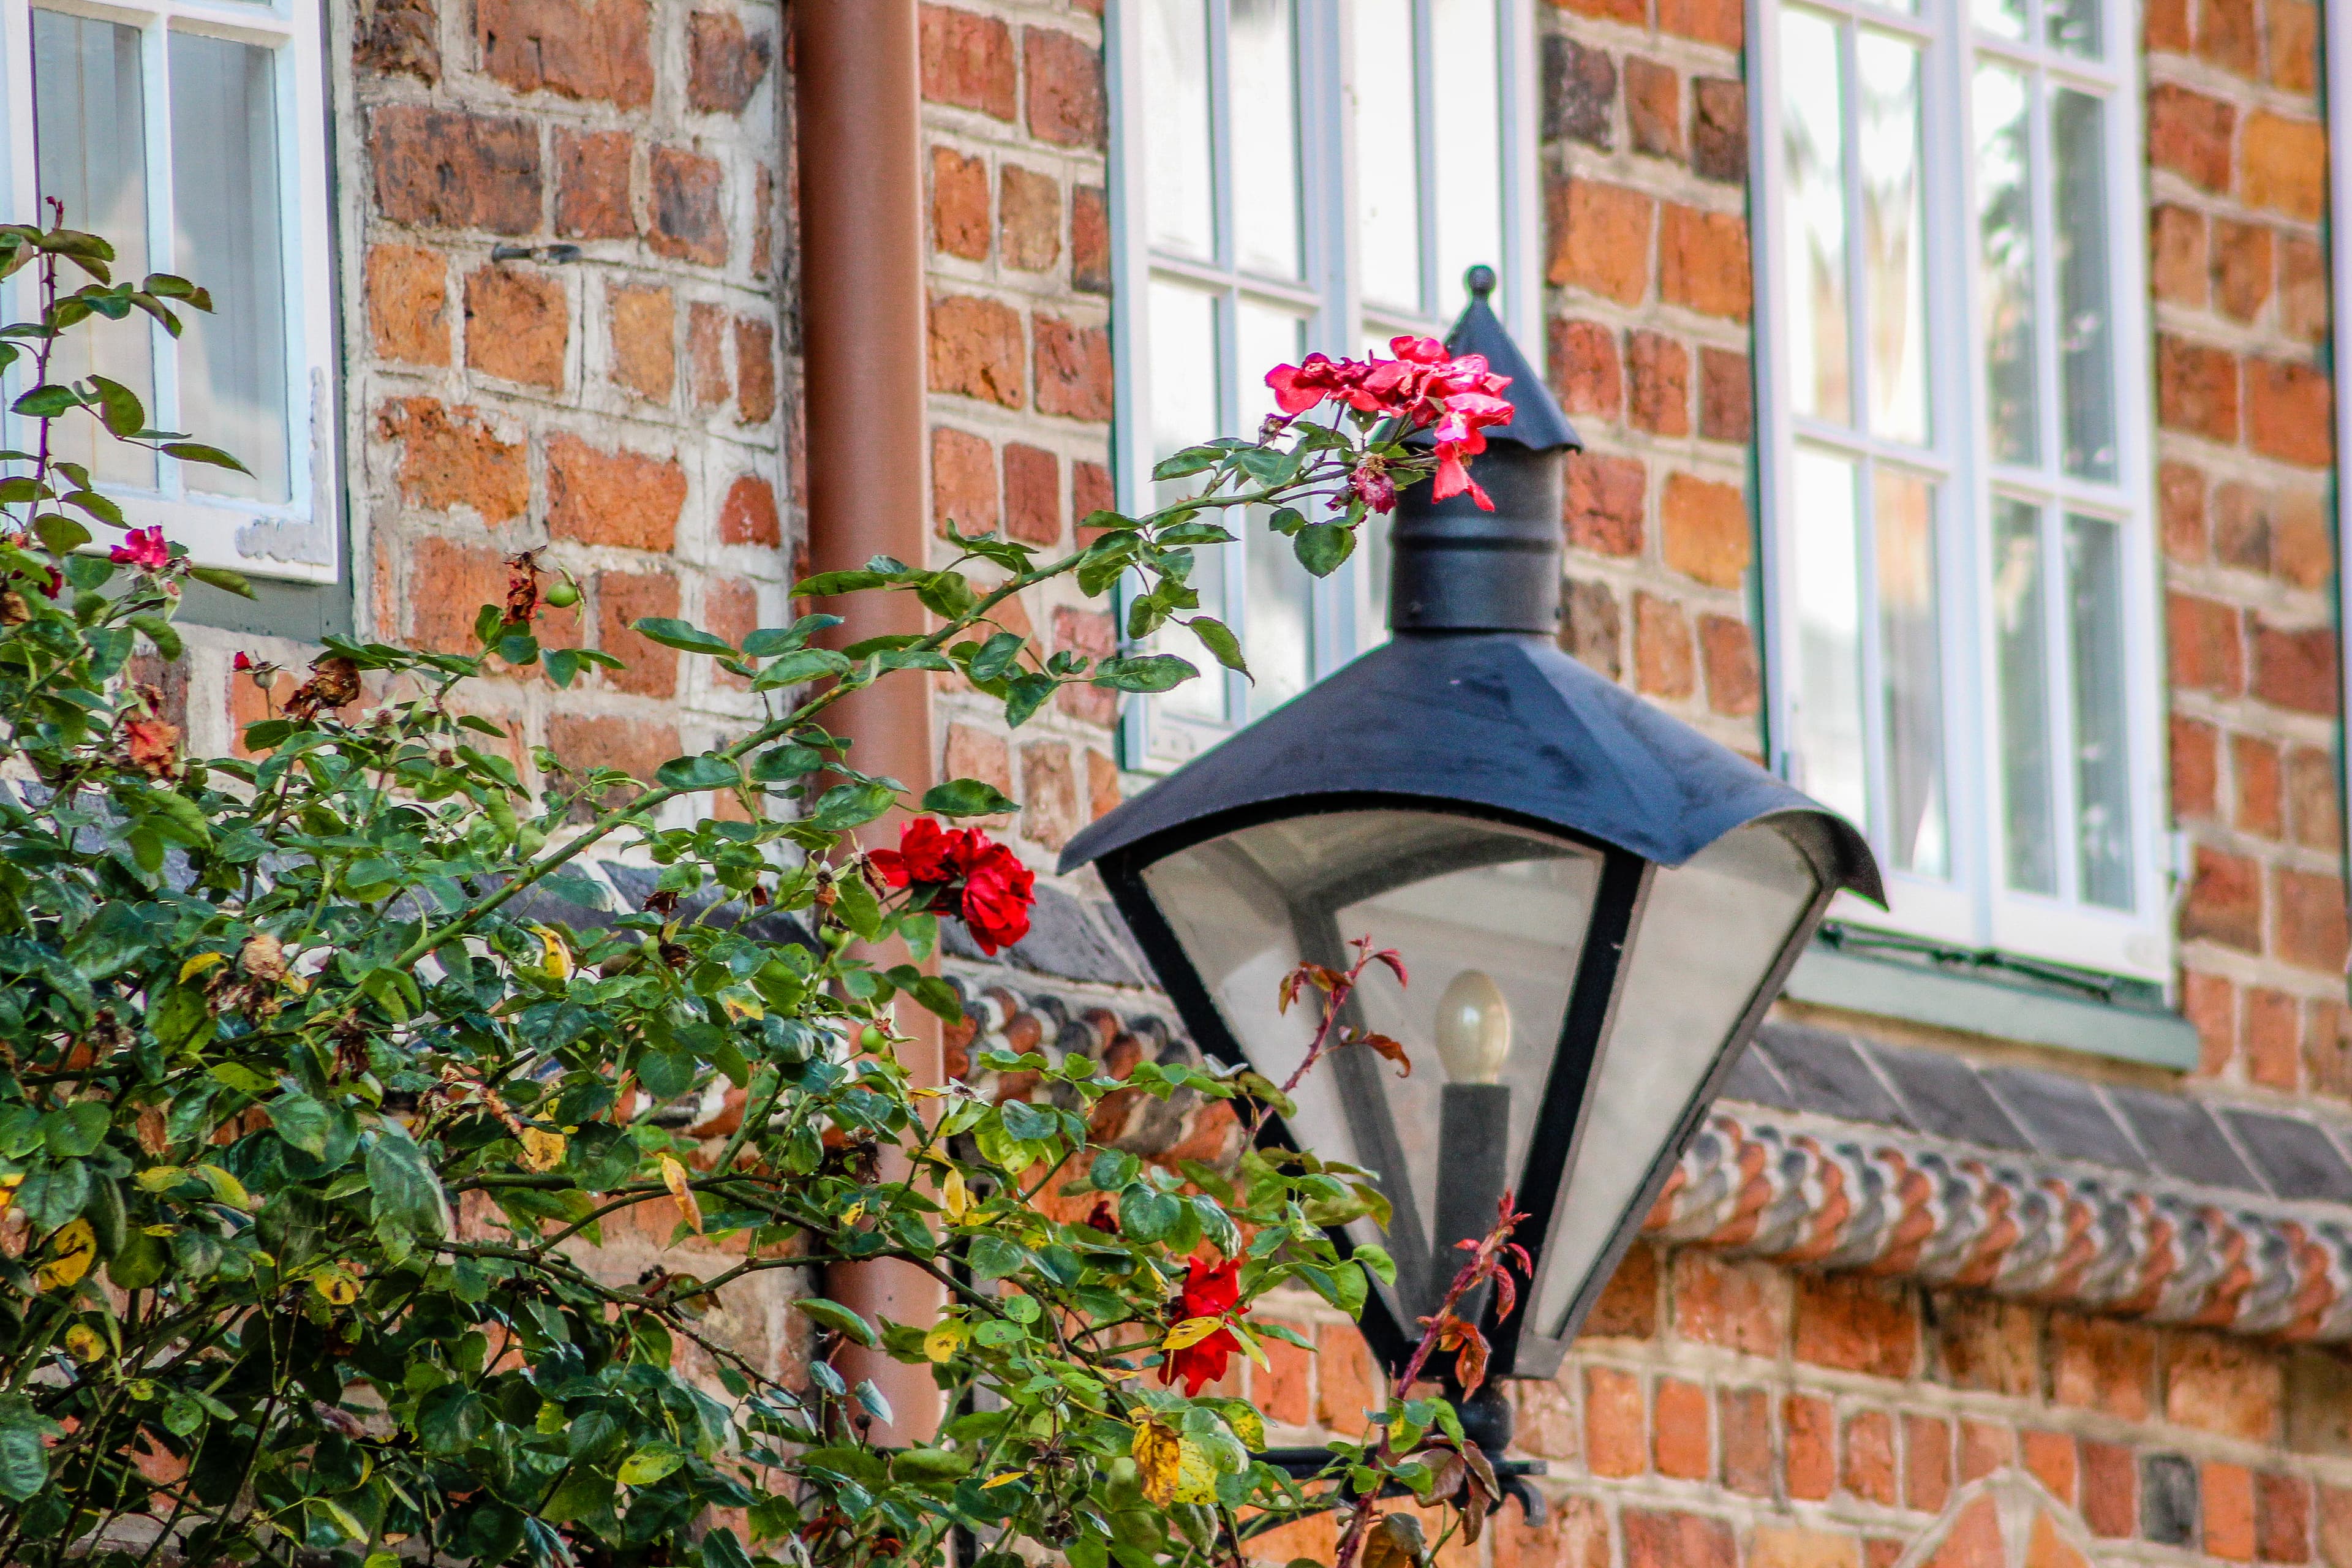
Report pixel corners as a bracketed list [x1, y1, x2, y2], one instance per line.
[141, 10, 179, 498]
[1410, 0, 1438, 316]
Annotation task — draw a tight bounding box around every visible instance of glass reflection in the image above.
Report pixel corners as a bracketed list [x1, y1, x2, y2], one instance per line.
[1780, 9, 1850, 424]
[1994, 498, 2056, 894]
[1432, 0, 1505, 320]
[1355, 0, 1424, 310]
[1858, 33, 1928, 444]
[1144, 0, 1215, 258]
[1231, 0, 1303, 279]
[1876, 470, 1945, 876]
[2053, 90, 2116, 481]
[1150, 282, 1229, 723]
[1976, 65, 2038, 466]
[1792, 450, 1867, 830]
[2067, 514, 2132, 908]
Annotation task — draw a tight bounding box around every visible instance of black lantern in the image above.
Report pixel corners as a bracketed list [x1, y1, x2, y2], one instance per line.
[1063, 271, 1882, 1438]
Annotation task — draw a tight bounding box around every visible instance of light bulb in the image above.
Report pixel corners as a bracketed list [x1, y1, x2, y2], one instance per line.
[1434, 969, 1512, 1084]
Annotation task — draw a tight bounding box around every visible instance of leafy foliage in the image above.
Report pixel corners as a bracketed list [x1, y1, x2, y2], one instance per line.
[0, 221, 1507, 1568]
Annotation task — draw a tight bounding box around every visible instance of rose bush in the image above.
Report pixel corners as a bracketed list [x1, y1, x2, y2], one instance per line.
[0, 219, 1527, 1568]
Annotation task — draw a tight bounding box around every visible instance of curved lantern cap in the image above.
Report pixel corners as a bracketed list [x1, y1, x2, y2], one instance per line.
[1062, 631, 1880, 1378]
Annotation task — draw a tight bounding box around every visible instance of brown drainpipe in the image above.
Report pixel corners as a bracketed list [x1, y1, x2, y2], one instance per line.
[793, 0, 944, 1446]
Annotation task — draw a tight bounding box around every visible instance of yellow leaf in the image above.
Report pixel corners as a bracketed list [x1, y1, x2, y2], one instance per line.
[530, 925, 571, 981]
[518, 1128, 567, 1173]
[1172, 1437, 1218, 1505]
[1162, 1315, 1227, 1351]
[941, 1167, 972, 1223]
[1227, 1317, 1270, 1370]
[0, 1172, 22, 1215]
[38, 1219, 96, 1291]
[922, 1321, 968, 1363]
[1133, 1421, 1183, 1509]
[982, 1471, 1026, 1490]
[311, 1268, 360, 1306]
[64, 1324, 105, 1362]
[178, 952, 228, 983]
[194, 1164, 252, 1210]
[658, 1155, 703, 1234]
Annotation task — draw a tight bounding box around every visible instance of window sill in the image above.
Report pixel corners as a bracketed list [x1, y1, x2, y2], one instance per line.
[1779, 926, 2200, 1071]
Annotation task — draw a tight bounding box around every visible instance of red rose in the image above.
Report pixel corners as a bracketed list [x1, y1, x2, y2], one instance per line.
[959, 844, 1033, 955]
[1160, 1257, 1245, 1398]
[870, 817, 967, 888]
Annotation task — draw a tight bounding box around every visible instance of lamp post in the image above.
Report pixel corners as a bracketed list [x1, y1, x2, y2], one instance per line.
[1061, 271, 1883, 1465]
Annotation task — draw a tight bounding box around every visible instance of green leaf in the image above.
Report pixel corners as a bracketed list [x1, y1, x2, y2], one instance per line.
[1185, 616, 1248, 675]
[1351, 1243, 1398, 1286]
[619, 1443, 687, 1485]
[85, 374, 143, 437]
[41, 1102, 108, 1158]
[162, 442, 251, 473]
[750, 648, 853, 689]
[796, 1297, 878, 1347]
[809, 779, 895, 829]
[32, 514, 89, 554]
[266, 1092, 331, 1158]
[0, 1399, 60, 1502]
[655, 753, 739, 790]
[10, 384, 78, 418]
[416, 1384, 487, 1453]
[1292, 522, 1356, 576]
[965, 631, 1024, 684]
[366, 1124, 448, 1240]
[966, 1234, 1025, 1281]
[921, 778, 1019, 818]
[186, 565, 255, 599]
[1090, 654, 1197, 693]
[1152, 445, 1224, 480]
[128, 614, 181, 661]
[631, 617, 737, 657]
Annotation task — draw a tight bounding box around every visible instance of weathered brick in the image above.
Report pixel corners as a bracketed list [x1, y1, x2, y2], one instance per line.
[356, 0, 440, 81]
[1699, 614, 1758, 716]
[942, 722, 1012, 811]
[1560, 0, 1643, 25]
[1073, 459, 1114, 523]
[1052, 605, 1116, 725]
[1623, 1510, 1735, 1568]
[1550, 318, 1623, 418]
[371, 105, 543, 234]
[2167, 1331, 2283, 1442]
[478, 0, 651, 105]
[1672, 1250, 1786, 1354]
[2247, 357, 2332, 466]
[2212, 1463, 2261, 1561]
[1752, 1526, 1860, 1568]
[1000, 165, 1062, 272]
[2197, 0, 2260, 74]
[1660, 204, 1751, 320]
[2289, 745, 2341, 851]
[2271, 0, 2319, 89]
[2150, 203, 2208, 306]
[1586, 1366, 1645, 1477]
[752, 162, 776, 278]
[1721, 1387, 1772, 1494]
[929, 293, 1025, 407]
[1254, 1322, 1313, 1428]
[2254, 616, 2336, 713]
[687, 10, 771, 115]
[2082, 1441, 2138, 1537]
[688, 303, 731, 408]
[1661, 472, 1749, 587]
[1563, 577, 1623, 679]
[2276, 869, 2351, 973]
[919, 4, 1016, 119]
[1496, 1494, 1607, 1568]
[1795, 1273, 1917, 1378]
[1551, 37, 1619, 149]
[2322, 1487, 2352, 1568]
[2275, 486, 2332, 589]
[734, 317, 776, 424]
[1034, 315, 1112, 420]
[375, 398, 529, 524]
[1842, 1409, 1897, 1504]
[932, 428, 997, 533]
[1937, 1295, 2041, 1396]
[1072, 184, 1110, 294]
[2168, 592, 2245, 695]
[2236, 734, 2285, 838]
[932, 146, 990, 261]
[2184, 845, 2264, 951]
[1692, 78, 1746, 183]
[1549, 179, 1654, 305]
[2185, 968, 2238, 1075]
[2160, 459, 2207, 562]
[1654, 1377, 1710, 1479]
[1698, 347, 1752, 441]
[1566, 453, 1646, 556]
[609, 284, 674, 402]
[1085, 748, 1118, 819]
[1003, 443, 1060, 545]
[1905, 1414, 1953, 1512]
[2245, 111, 2327, 219]
[547, 434, 687, 552]
[1627, 331, 1691, 436]
[2157, 335, 2239, 441]
[408, 537, 513, 654]
[1959, 1420, 2014, 1483]
[1027, 28, 1106, 148]
[1635, 592, 1694, 699]
[2173, 715, 2219, 820]
[1316, 1324, 1378, 1437]
[2051, 1313, 2155, 1420]
[555, 129, 633, 240]
[1932, 1498, 2009, 1568]
[649, 148, 727, 266]
[548, 714, 679, 798]
[2146, 0, 2192, 50]
[597, 571, 682, 698]
[1787, 1394, 1835, 1499]
[718, 474, 780, 547]
[2247, 987, 2302, 1089]
[2263, 1473, 2315, 1564]
[704, 578, 759, 691]
[366, 244, 450, 366]
[1020, 742, 1080, 851]
[2215, 480, 2272, 571]
[2147, 83, 2236, 192]
[2214, 218, 2275, 322]
[464, 266, 567, 390]
[1585, 1240, 1659, 1338]
[1658, 0, 1741, 47]
[2025, 1430, 2079, 1504]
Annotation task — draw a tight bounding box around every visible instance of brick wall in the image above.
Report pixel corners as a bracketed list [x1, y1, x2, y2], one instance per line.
[916, 1, 1123, 865]
[1539, 0, 1761, 756]
[2144, 0, 2348, 1098]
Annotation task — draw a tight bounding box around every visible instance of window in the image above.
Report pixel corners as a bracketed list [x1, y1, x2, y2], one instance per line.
[1755, 0, 2164, 979]
[1107, 0, 1540, 767]
[0, 0, 337, 582]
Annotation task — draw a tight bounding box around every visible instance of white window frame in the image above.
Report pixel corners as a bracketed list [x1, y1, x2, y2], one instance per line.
[1751, 0, 2169, 984]
[0, 0, 338, 583]
[1106, 0, 1543, 771]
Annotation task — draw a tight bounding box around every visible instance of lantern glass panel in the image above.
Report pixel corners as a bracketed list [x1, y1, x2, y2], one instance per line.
[1530, 819, 1823, 1342]
[1139, 809, 1602, 1317]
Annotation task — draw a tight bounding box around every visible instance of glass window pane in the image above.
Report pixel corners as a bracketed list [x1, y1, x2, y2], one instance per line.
[1779, 10, 1850, 424]
[2067, 513, 2132, 909]
[31, 10, 155, 490]
[1875, 469, 1945, 876]
[2052, 89, 2117, 481]
[2047, 0, 2101, 56]
[1975, 65, 2038, 466]
[1790, 448, 1867, 830]
[1431, 0, 1504, 320]
[1993, 498, 2056, 894]
[1150, 281, 1227, 722]
[1143, 0, 1214, 258]
[1354, 0, 1423, 311]
[1230, 0, 1301, 279]
[170, 31, 289, 503]
[1238, 303, 1311, 715]
[1975, 0, 2026, 39]
[1857, 33, 1928, 445]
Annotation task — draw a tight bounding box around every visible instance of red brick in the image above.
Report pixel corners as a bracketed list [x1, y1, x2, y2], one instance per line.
[1692, 78, 1746, 183]
[649, 148, 727, 267]
[2276, 869, 2351, 973]
[1959, 1420, 2013, 1483]
[1699, 347, 1752, 442]
[1583, 1243, 1659, 1337]
[1751, 1527, 1860, 1568]
[608, 284, 673, 402]
[1928, 1498, 2007, 1568]
[1586, 1366, 1645, 1477]
[375, 398, 529, 524]
[1697, 615, 1758, 717]
[2185, 968, 2238, 1076]
[1551, 36, 1617, 149]
[1627, 331, 1691, 435]
[941, 722, 1012, 814]
[2024, 1430, 2078, 1504]
[931, 146, 989, 261]
[2157, 336, 2240, 442]
[2167, 592, 2244, 695]
[2147, 83, 2236, 192]
[2080, 1441, 2135, 1537]
[2247, 358, 2332, 467]
[932, 428, 998, 535]
[1842, 1409, 1896, 1505]
[1548, 179, 1653, 305]
[1496, 1493, 1606, 1568]
[1654, 1378, 1710, 1479]
[1904, 1414, 1953, 1512]
[1073, 459, 1114, 523]
[2262, 1477, 2317, 1567]
[1550, 318, 1623, 418]
[1085, 747, 1118, 820]
[2271, 0, 2319, 89]
[705, 577, 759, 692]
[2245, 111, 2327, 220]
[1000, 165, 1061, 272]
[2049, 1313, 2154, 1420]
[1661, 472, 1748, 587]
[2255, 617, 2337, 713]
[1003, 443, 1060, 545]
[1567, 453, 1646, 556]
[1513, 1378, 1580, 1463]
[2197, 0, 2260, 74]
[408, 537, 514, 654]
[1787, 1394, 1834, 1500]
[547, 435, 687, 552]
[371, 105, 542, 235]
[1937, 1296, 2040, 1396]
[1560, 0, 1643, 24]
[1634, 592, 1694, 699]
[2275, 488, 2332, 589]
[1672, 1251, 1785, 1354]
[718, 474, 780, 548]
[2235, 734, 2285, 838]
[1658, 0, 1741, 47]
[356, 0, 439, 81]
[1316, 1324, 1378, 1437]
[2215, 480, 2272, 572]
[547, 714, 678, 799]
[1624, 56, 1680, 159]
[687, 10, 771, 115]
[1020, 741, 1080, 852]
[1720, 1387, 1771, 1494]
[464, 266, 567, 389]
[596, 571, 681, 698]
[920, 5, 1016, 119]
[2185, 846, 2264, 952]
[2248, 987, 2302, 1089]
[1025, 28, 1106, 149]
[366, 244, 450, 366]
[734, 317, 775, 425]
[688, 303, 731, 408]
[2150, 203, 2208, 306]
[929, 293, 1025, 407]
[2212, 1463, 2261, 1561]
[1795, 1273, 1917, 1378]
[1053, 606, 1116, 725]
[2214, 219, 2275, 322]
[2171, 715, 2218, 820]
[2290, 746, 2341, 851]
[555, 129, 633, 240]
[1660, 205, 1750, 320]
[2308, 1002, 2352, 1096]
[2166, 1332, 2283, 1441]
[2282, 235, 2329, 342]
[1254, 1322, 1313, 1428]
[478, 0, 650, 106]
[1623, 1510, 1734, 1568]
[2160, 459, 2207, 563]
[1034, 315, 1112, 421]
[2146, 0, 2191, 51]
[2321, 1487, 2352, 1568]
[1072, 184, 1110, 294]
[1563, 579, 1623, 679]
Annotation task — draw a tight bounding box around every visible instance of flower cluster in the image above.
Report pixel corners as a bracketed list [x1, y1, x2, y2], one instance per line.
[1265, 335, 1517, 511]
[869, 816, 1036, 955]
[108, 526, 171, 571]
[1159, 1256, 1245, 1397]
